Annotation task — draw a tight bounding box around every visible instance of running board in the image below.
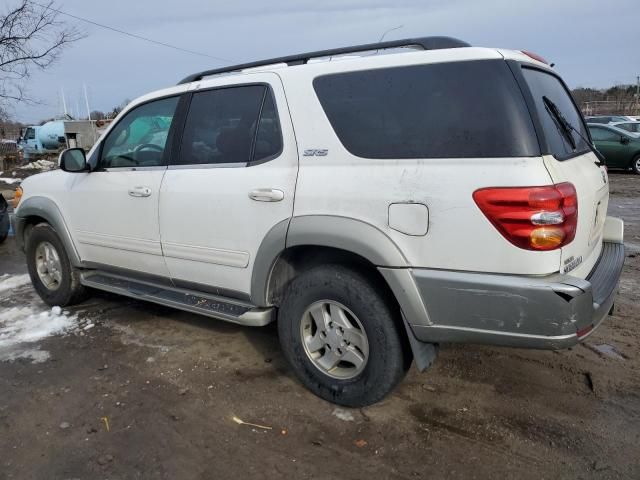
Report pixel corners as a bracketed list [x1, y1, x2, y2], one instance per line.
[80, 271, 274, 327]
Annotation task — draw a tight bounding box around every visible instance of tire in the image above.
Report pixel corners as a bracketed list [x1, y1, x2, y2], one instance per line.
[278, 264, 411, 407]
[25, 223, 88, 307]
[632, 155, 640, 175]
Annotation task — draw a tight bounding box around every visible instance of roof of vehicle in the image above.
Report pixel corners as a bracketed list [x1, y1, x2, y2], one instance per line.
[117, 38, 553, 120]
[178, 36, 471, 84]
[177, 37, 552, 85]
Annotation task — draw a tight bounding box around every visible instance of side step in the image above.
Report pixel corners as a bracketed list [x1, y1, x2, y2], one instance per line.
[80, 271, 274, 327]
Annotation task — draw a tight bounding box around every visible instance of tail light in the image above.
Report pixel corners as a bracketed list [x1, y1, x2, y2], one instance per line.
[473, 183, 578, 251]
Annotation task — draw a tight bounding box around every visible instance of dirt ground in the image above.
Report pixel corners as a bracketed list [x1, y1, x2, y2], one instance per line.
[0, 174, 639, 480]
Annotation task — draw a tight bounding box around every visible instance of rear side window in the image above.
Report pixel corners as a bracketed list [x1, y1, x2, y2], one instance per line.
[615, 123, 639, 133]
[522, 68, 590, 159]
[589, 126, 619, 142]
[177, 85, 281, 166]
[313, 60, 539, 159]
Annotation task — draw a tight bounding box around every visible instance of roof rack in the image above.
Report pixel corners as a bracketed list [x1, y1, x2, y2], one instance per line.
[177, 36, 470, 85]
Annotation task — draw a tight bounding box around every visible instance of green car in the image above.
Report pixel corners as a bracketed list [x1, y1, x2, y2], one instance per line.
[588, 123, 640, 174]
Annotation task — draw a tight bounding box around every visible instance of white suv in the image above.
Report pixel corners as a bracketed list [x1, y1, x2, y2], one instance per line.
[14, 37, 625, 406]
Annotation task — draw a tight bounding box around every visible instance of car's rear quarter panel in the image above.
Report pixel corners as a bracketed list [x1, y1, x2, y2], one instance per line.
[281, 49, 562, 275]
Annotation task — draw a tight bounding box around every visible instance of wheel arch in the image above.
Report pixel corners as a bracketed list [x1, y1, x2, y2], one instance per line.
[251, 215, 409, 307]
[16, 196, 82, 266]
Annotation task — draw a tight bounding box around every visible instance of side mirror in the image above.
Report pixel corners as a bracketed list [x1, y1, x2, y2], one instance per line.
[59, 148, 88, 172]
[621, 136, 630, 145]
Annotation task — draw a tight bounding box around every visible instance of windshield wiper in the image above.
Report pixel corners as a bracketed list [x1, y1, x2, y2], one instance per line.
[542, 96, 576, 150]
[542, 96, 606, 166]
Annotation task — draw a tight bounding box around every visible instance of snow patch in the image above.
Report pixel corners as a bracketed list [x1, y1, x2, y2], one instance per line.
[19, 160, 56, 171]
[0, 306, 78, 353]
[0, 274, 32, 293]
[0, 346, 50, 363]
[0, 177, 21, 184]
[332, 408, 355, 422]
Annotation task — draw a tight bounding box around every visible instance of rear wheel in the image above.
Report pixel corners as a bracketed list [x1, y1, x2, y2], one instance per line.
[632, 155, 640, 175]
[278, 264, 410, 407]
[26, 223, 88, 307]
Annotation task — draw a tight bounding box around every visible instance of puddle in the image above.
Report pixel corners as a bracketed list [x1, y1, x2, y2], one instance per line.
[593, 344, 625, 360]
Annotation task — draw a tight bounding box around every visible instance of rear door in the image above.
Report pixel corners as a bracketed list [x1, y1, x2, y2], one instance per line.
[159, 74, 297, 297]
[520, 66, 609, 278]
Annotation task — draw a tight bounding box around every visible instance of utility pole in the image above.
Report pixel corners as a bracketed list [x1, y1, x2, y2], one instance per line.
[83, 84, 91, 120]
[636, 76, 640, 116]
[60, 87, 68, 117]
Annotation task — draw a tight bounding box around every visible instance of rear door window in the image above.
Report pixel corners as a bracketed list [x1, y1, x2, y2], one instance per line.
[176, 85, 281, 166]
[522, 68, 590, 159]
[313, 60, 539, 159]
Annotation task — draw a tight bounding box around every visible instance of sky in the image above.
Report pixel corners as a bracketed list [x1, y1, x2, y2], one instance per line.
[5, 0, 640, 123]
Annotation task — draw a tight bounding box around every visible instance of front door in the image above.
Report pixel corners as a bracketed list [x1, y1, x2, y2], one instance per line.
[66, 95, 181, 277]
[159, 75, 298, 297]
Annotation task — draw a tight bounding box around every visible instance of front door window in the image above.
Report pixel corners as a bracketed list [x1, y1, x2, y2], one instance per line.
[100, 96, 179, 168]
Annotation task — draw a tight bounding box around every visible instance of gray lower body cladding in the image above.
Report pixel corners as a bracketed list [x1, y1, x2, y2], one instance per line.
[381, 242, 625, 350]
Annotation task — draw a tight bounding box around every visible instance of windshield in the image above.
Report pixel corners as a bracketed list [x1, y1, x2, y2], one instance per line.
[522, 67, 590, 159]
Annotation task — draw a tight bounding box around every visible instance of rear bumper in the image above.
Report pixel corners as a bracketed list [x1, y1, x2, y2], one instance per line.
[385, 240, 625, 350]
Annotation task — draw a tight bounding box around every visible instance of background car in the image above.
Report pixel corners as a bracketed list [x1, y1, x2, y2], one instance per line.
[585, 115, 632, 124]
[0, 194, 9, 244]
[588, 123, 640, 173]
[611, 121, 640, 135]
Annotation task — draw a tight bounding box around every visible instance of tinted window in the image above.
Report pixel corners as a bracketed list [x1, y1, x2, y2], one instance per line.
[313, 60, 538, 159]
[253, 92, 282, 162]
[589, 126, 619, 142]
[26, 128, 35, 140]
[177, 85, 279, 165]
[522, 68, 590, 159]
[100, 97, 179, 168]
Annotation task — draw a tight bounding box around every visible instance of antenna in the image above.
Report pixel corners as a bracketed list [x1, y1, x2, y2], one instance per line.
[378, 25, 404, 42]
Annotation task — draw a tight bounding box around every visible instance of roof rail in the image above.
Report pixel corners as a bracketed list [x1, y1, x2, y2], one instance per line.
[177, 36, 470, 85]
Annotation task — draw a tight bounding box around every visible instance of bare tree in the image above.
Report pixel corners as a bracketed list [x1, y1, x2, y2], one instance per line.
[0, 0, 83, 107]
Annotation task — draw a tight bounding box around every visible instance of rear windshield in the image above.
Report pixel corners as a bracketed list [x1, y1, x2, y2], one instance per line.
[313, 60, 539, 159]
[522, 67, 590, 159]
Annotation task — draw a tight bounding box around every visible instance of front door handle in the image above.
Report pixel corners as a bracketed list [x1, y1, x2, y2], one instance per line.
[249, 188, 284, 202]
[128, 186, 152, 197]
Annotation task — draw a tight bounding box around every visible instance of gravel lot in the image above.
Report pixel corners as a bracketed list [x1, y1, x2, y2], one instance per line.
[0, 173, 638, 479]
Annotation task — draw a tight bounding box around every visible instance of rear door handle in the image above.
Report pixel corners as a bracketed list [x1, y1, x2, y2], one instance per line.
[128, 186, 152, 197]
[249, 188, 284, 202]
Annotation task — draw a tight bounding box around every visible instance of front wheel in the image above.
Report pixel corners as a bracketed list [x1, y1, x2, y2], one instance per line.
[278, 264, 411, 407]
[25, 223, 88, 307]
[632, 155, 640, 175]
